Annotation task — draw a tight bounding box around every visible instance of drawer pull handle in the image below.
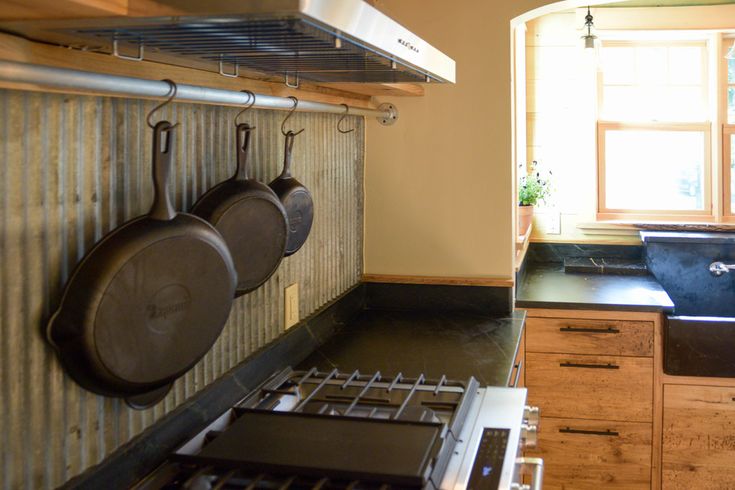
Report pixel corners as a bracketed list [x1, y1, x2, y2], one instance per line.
[559, 361, 619, 369]
[559, 326, 620, 334]
[560, 427, 620, 437]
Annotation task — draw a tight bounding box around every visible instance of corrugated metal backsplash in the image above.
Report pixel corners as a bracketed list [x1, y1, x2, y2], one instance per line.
[0, 89, 364, 489]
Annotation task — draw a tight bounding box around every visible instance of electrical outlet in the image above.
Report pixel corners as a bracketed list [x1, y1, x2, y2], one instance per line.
[546, 211, 561, 235]
[284, 283, 299, 329]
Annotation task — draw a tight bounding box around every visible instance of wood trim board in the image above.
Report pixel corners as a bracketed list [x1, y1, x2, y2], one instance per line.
[362, 274, 515, 288]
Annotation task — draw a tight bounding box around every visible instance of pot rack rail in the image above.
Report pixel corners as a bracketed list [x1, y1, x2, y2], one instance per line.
[0, 60, 398, 125]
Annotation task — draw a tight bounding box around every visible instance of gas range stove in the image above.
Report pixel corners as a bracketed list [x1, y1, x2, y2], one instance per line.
[136, 368, 542, 490]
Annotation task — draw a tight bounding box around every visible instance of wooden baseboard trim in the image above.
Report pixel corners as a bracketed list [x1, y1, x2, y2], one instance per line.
[362, 274, 514, 287]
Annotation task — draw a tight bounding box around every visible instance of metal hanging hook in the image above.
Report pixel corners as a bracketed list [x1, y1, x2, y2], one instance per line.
[337, 104, 354, 134]
[281, 96, 305, 136]
[147, 79, 179, 130]
[235, 89, 257, 127]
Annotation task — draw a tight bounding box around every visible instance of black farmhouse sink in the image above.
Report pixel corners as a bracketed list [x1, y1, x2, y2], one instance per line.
[665, 316, 735, 378]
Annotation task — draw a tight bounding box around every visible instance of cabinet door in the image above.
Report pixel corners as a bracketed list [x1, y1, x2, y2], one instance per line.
[525, 416, 652, 489]
[526, 352, 653, 422]
[663, 384, 735, 489]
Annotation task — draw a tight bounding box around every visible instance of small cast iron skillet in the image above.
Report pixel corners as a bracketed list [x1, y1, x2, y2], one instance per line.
[269, 131, 314, 256]
[47, 121, 237, 409]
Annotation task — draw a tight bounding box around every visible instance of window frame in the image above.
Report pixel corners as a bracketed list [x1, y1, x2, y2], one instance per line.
[724, 125, 735, 219]
[723, 44, 735, 221]
[596, 39, 714, 221]
[597, 121, 713, 221]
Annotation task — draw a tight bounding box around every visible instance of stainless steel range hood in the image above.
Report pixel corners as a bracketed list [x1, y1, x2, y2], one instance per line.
[0, 0, 456, 84]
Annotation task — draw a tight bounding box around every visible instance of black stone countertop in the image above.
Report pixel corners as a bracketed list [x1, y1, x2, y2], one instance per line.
[516, 262, 674, 312]
[299, 309, 526, 387]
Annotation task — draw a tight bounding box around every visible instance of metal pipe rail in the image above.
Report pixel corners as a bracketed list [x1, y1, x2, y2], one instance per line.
[0, 60, 398, 124]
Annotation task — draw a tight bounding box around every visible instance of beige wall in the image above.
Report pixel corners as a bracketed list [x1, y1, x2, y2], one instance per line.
[525, 11, 624, 244]
[363, 0, 587, 280]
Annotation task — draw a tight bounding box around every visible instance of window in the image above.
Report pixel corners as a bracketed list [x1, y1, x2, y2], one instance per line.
[597, 41, 712, 220]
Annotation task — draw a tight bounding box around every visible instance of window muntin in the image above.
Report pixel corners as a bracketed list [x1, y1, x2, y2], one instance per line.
[600, 43, 708, 122]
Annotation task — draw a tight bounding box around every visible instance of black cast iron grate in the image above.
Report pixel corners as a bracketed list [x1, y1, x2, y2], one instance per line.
[136, 368, 478, 490]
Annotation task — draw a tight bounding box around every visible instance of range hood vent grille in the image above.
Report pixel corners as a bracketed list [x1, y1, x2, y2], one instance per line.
[0, 1, 456, 84]
[69, 19, 429, 83]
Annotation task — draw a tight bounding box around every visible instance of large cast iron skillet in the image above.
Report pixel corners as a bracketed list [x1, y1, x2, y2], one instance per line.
[192, 123, 288, 295]
[47, 121, 237, 409]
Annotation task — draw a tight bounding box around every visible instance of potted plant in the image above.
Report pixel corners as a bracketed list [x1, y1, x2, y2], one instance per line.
[518, 161, 551, 236]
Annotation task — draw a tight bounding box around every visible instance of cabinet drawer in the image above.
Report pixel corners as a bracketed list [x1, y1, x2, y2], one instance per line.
[526, 416, 652, 490]
[663, 384, 735, 489]
[526, 352, 653, 422]
[526, 316, 653, 357]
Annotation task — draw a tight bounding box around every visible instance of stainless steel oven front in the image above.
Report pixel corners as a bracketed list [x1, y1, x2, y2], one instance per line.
[440, 387, 543, 490]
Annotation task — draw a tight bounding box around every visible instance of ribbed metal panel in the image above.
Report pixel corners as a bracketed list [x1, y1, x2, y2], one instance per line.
[0, 89, 364, 489]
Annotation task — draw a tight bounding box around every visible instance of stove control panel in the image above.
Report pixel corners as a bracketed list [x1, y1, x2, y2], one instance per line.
[467, 428, 510, 489]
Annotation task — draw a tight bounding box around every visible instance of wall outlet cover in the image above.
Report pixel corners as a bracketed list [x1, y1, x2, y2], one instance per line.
[546, 211, 561, 235]
[285, 283, 299, 329]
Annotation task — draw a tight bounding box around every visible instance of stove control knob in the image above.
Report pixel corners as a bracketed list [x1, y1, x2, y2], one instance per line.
[524, 405, 540, 426]
[520, 423, 538, 449]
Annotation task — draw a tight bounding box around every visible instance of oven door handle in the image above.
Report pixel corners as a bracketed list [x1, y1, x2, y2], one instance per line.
[515, 457, 544, 490]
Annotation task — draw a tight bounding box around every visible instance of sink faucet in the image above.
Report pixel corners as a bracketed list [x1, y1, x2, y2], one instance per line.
[709, 261, 735, 276]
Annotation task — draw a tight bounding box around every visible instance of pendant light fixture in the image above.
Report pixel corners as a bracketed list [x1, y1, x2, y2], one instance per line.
[582, 6, 598, 49]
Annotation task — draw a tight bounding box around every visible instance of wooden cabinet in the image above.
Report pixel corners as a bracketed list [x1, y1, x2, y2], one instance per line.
[531, 417, 652, 490]
[525, 316, 653, 357]
[524, 309, 656, 489]
[662, 384, 735, 489]
[526, 352, 653, 422]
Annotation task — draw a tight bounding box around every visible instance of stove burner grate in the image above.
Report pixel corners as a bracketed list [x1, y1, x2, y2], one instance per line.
[136, 368, 479, 490]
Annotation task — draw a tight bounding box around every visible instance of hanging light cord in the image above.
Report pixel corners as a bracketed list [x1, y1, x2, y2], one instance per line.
[585, 6, 594, 37]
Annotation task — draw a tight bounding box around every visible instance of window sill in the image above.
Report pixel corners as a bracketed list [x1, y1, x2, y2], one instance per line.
[578, 220, 735, 236]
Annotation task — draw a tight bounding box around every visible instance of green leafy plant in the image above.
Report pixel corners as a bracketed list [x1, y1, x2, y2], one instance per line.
[518, 160, 551, 206]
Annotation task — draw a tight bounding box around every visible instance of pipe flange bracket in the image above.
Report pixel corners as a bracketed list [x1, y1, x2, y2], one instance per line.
[377, 103, 398, 126]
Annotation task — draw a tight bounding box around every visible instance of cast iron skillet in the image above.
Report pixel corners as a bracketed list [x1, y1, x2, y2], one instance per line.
[269, 131, 314, 256]
[47, 121, 237, 409]
[192, 123, 288, 295]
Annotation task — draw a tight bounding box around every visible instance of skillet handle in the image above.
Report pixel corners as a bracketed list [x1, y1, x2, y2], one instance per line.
[279, 131, 296, 179]
[234, 123, 254, 181]
[149, 121, 177, 221]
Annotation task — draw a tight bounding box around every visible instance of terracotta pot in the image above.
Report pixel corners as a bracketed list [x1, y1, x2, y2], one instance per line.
[518, 205, 533, 236]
